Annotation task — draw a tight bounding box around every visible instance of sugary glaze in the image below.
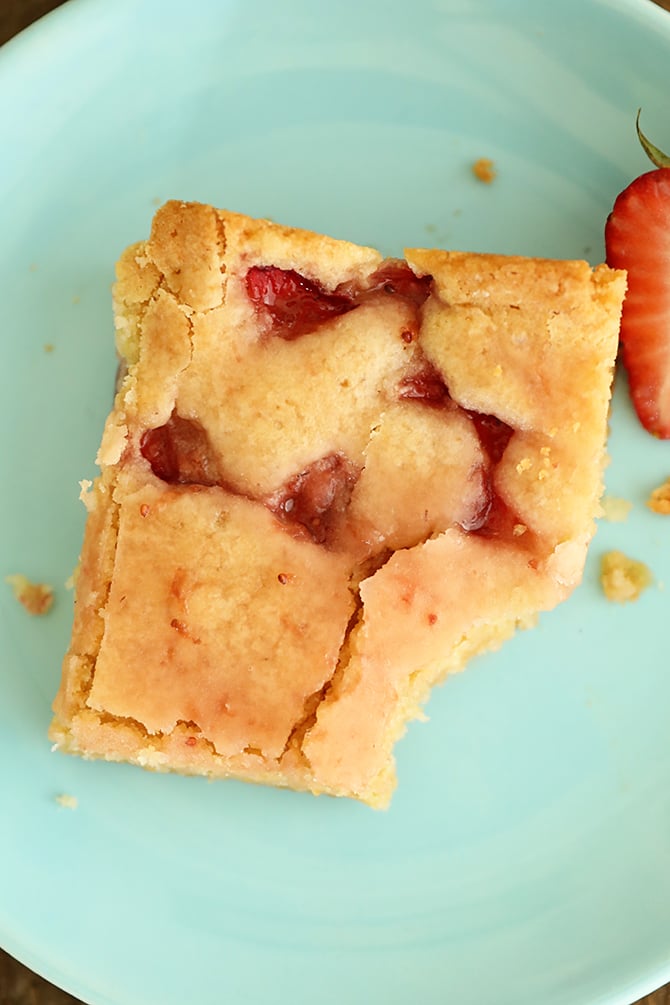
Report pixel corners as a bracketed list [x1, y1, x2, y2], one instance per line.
[50, 201, 626, 807]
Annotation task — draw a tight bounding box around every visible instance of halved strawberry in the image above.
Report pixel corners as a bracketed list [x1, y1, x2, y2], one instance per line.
[605, 113, 670, 438]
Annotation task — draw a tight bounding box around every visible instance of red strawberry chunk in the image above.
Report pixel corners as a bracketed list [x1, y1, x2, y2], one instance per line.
[266, 453, 359, 545]
[140, 413, 222, 486]
[245, 265, 356, 339]
[398, 363, 450, 405]
[605, 167, 670, 438]
[366, 260, 432, 305]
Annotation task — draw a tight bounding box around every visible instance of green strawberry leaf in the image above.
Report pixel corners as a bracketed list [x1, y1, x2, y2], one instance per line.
[636, 109, 670, 168]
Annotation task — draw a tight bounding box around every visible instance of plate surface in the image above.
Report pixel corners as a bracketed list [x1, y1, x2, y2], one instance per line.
[1, 1, 670, 1003]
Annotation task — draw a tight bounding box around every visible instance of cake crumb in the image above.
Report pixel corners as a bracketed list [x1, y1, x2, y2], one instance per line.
[472, 157, 496, 183]
[55, 793, 78, 810]
[600, 550, 653, 603]
[5, 574, 54, 615]
[79, 479, 95, 512]
[43, 343, 55, 353]
[647, 478, 670, 515]
[601, 495, 633, 522]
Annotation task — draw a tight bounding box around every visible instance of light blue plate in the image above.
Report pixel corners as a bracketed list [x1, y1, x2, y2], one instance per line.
[1, 1, 670, 1003]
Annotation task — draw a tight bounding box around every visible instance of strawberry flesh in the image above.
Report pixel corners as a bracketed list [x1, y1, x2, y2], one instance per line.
[365, 261, 432, 305]
[140, 412, 222, 486]
[245, 266, 356, 339]
[245, 261, 432, 341]
[398, 363, 450, 405]
[266, 453, 359, 545]
[605, 167, 670, 438]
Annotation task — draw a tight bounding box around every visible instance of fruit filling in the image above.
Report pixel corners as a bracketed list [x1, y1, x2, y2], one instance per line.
[266, 453, 359, 545]
[245, 260, 432, 341]
[467, 412, 514, 465]
[363, 260, 432, 306]
[245, 266, 356, 339]
[140, 412, 222, 486]
[398, 363, 451, 405]
[397, 361, 518, 537]
[463, 414, 518, 538]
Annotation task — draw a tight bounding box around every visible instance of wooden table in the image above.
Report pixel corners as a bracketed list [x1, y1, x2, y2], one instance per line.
[1, 0, 669, 1002]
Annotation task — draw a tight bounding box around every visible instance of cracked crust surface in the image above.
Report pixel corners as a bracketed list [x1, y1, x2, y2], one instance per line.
[50, 200, 626, 808]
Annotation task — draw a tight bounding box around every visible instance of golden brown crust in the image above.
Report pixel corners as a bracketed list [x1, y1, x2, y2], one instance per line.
[50, 201, 625, 808]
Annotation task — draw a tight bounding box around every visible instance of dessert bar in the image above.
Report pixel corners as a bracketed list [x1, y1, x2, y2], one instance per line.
[50, 201, 625, 807]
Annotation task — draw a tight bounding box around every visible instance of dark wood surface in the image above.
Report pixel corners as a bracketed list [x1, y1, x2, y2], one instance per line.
[1, 0, 669, 1003]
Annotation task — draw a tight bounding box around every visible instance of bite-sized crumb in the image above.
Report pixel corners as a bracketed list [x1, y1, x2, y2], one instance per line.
[647, 478, 670, 515]
[55, 793, 78, 810]
[5, 574, 54, 615]
[600, 495, 633, 522]
[43, 343, 54, 353]
[472, 157, 496, 183]
[78, 479, 95, 513]
[600, 550, 653, 602]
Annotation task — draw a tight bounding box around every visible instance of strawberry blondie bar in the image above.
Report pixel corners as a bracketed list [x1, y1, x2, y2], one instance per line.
[50, 201, 625, 807]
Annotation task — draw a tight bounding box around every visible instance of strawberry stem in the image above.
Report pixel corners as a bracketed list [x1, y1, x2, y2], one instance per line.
[636, 109, 670, 168]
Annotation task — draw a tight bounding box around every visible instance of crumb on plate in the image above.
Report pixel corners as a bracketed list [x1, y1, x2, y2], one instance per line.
[55, 793, 78, 810]
[472, 157, 496, 183]
[647, 477, 670, 515]
[5, 574, 54, 615]
[600, 550, 653, 603]
[600, 495, 633, 522]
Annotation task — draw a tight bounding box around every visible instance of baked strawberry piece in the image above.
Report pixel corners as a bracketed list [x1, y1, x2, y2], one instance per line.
[50, 202, 625, 807]
[605, 112, 670, 438]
